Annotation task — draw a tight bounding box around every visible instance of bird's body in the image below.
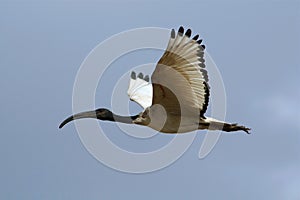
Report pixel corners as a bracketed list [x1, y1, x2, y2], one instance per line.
[59, 26, 250, 134]
[133, 106, 200, 133]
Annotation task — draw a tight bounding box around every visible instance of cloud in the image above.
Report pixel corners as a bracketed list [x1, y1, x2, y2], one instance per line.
[272, 165, 300, 200]
[259, 93, 300, 132]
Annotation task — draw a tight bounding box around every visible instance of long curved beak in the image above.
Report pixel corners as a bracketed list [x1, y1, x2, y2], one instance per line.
[59, 110, 97, 129]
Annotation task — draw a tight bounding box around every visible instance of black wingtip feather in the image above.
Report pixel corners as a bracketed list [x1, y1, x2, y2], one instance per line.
[171, 29, 175, 38]
[197, 39, 203, 44]
[200, 81, 210, 118]
[200, 68, 209, 82]
[138, 72, 143, 79]
[144, 75, 149, 82]
[198, 58, 205, 63]
[178, 26, 184, 35]
[185, 29, 192, 37]
[201, 44, 206, 50]
[199, 63, 206, 68]
[197, 51, 204, 57]
[193, 34, 199, 40]
[131, 71, 136, 79]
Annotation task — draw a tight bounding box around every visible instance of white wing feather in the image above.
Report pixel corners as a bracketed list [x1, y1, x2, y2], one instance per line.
[127, 72, 153, 109]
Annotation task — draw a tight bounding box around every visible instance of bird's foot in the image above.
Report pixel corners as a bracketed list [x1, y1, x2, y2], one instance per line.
[235, 124, 251, 134]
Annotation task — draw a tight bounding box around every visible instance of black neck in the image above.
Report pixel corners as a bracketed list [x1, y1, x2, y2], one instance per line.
[105, 113, 139, 124]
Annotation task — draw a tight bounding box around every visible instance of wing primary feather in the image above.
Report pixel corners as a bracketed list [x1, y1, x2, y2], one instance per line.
[176, 34, 192, 55]
[170, 27, 185, 53]
[200, 68, 209, 82]
[197, 39, 203, 44]
[197, 51, 204, 57]
[131, 71, 136, 79]
[193, 34, 199, 40]
[180, 43, 200, 58]
[144, 75, 149, 82]
[171, 29, 176, 38]
[178, 26, 184, 35]
[199, 63, 206, 68]
[166, 29, 176, 51]
[185, 29, 192, 37]
[198, 58, 205, 63]
[138, 72, 143, 79]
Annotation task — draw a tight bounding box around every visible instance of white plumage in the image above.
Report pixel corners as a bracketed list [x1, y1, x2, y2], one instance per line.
[127, 71, 152, 110]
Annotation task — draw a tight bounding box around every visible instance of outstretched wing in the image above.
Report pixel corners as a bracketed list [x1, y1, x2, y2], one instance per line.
[151, 26, 209, 118]
[127, 71, 153, 110]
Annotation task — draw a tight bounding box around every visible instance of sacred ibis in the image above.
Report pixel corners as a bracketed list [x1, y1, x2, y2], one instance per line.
[59, 26, 250, 134]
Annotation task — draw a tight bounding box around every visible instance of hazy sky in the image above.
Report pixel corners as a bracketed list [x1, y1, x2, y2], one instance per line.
[1, 0, 299, 199]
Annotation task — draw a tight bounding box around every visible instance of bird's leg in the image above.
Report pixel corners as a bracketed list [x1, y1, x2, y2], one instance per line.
[221, 123, 251, 134]
[199, 120, 251, 134]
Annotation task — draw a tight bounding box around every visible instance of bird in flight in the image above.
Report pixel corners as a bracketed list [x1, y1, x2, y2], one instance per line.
[59, 26, 250, 134]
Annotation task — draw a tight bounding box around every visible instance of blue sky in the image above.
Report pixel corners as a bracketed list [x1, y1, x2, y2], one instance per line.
[0, 0, 299, 199]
